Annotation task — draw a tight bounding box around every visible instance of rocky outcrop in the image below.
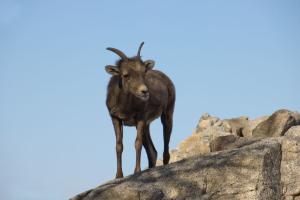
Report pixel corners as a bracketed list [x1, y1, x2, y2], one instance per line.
[253, 109, 300, 138]
[158, 110, 300, 165]
[70, 109, 300, 200]
[71, 139, 282, 200]
[195, 113, 268, 138]
[281, 126, 300, 200]
[210, 135, 260, 152]
[157, 113, 269, 165]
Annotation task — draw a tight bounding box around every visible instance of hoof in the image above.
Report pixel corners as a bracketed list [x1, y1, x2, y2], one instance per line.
[149, 157, 157, 168]
[148, 150, 158, 168]
[134, 168, 141, 174]
[163, 152, 170, 165]
[115, 172, 124, 179]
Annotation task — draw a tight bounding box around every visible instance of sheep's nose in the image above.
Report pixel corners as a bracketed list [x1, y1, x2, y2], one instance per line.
[141, 89, 149, 95]
[139, 85, 149, 95]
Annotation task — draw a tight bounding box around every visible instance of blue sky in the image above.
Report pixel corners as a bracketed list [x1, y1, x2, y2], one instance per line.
[1, 0, 299, 199]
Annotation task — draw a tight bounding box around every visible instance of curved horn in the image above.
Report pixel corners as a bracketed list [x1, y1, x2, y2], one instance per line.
[106, 47, 128, 60]
[137, 42, 144, 57]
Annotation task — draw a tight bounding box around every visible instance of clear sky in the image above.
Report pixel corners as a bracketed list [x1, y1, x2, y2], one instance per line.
[1, 0, 299, 199]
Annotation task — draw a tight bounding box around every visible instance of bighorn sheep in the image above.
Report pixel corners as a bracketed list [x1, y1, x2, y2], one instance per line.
[105, 42, 176, 178]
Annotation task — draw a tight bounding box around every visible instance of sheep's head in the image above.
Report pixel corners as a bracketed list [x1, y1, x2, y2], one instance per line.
[105, 42, 155, 101]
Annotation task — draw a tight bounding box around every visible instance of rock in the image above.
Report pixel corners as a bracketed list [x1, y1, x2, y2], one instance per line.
[285, 125, 300, 137]
[156, 133, 211, 166]
[223, 115, 271, 137]
[160, 113, 270, 165]
[281, 125, 300, 199]
[223, 117, 249, 137]
[210, 135, 238, 152]
[161, 127, 232, 165]
[195, 113, 221, 133]
[195, 114, 250, 137]
[70, 140, 282, 200]
[195, 113, 269, 138]
[158, 113, 271, 165]
[253, 109, 300, 138]
[71, 110, 300, 200]
[210, 135, 260, 152]
[243, 116, 269, 137]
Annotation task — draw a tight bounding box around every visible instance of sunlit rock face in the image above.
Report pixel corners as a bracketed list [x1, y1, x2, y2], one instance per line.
[253, 109, 300, 137]
[70, 109, 300, 200]
[281, 126, 300, 200]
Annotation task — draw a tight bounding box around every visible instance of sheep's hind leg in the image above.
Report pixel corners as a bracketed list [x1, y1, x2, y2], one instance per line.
[142, 125, 157, 168]
[161, 111, 173, 165]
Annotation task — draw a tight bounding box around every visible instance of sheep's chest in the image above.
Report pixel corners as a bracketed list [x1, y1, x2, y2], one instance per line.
[109, 104, 162, 126]
[109, 106, 137, 126]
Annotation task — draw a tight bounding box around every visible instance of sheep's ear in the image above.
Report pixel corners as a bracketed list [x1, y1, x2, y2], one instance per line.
[144, 60, 155, 70]
[105, 65, 120, 75]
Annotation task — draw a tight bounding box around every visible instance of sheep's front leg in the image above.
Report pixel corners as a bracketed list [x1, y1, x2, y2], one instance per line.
[112, 117, 123, 178]
[134, 121, 145, 174]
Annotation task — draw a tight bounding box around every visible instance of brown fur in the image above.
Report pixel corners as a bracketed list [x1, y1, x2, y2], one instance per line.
[105, 42, 175, 178]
